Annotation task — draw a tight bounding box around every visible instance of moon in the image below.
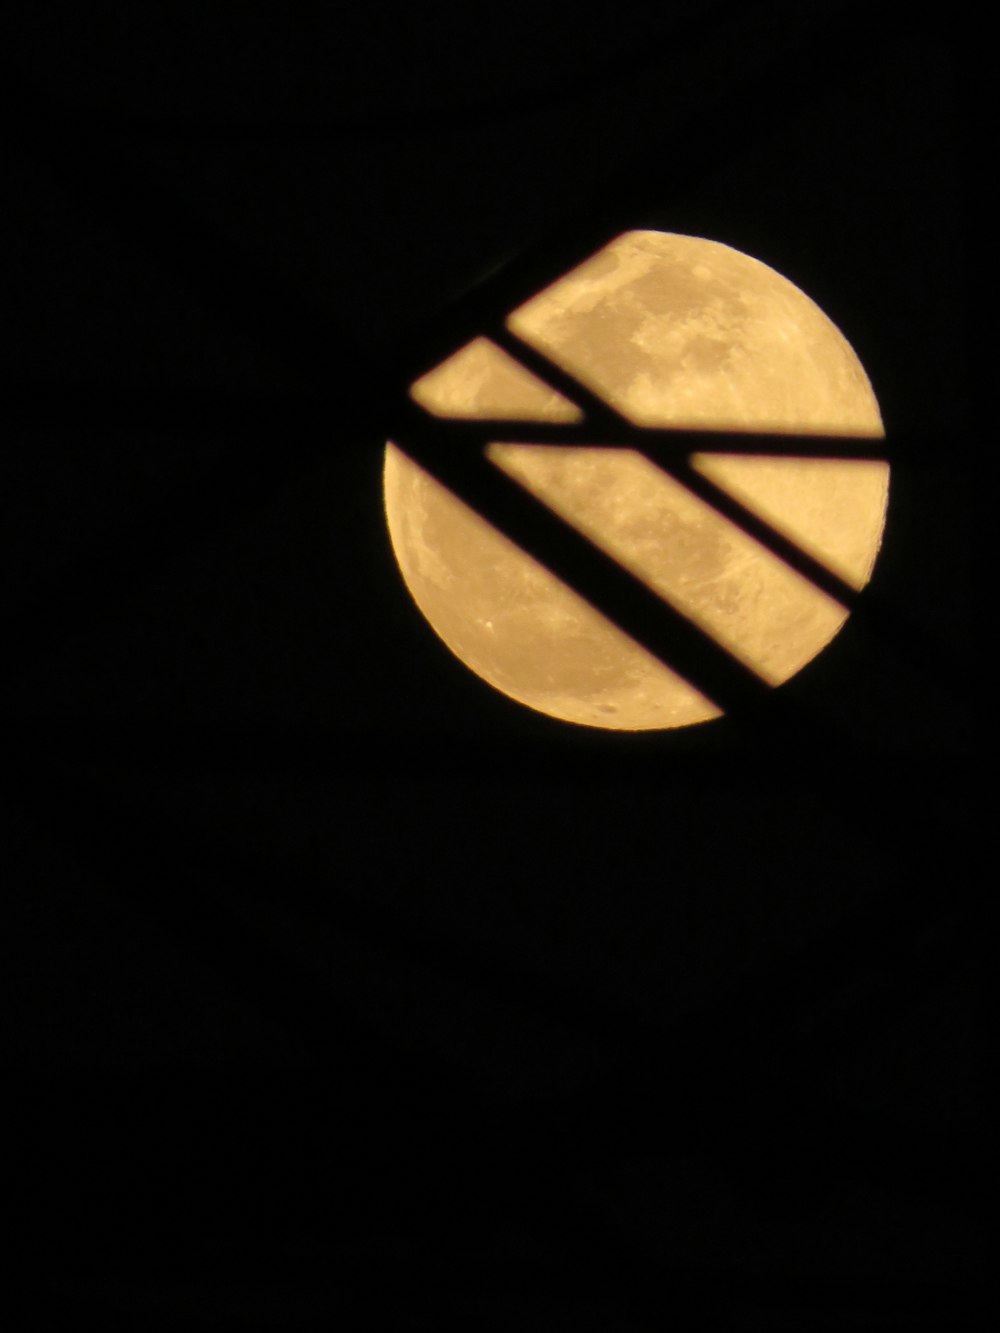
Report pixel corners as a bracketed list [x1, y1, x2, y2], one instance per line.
[384, 231, 888, 730]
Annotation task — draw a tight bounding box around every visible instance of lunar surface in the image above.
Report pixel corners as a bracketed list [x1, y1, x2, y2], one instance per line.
[384, 231, 888, 730]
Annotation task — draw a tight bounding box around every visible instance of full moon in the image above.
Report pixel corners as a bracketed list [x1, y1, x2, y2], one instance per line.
[384, 231, 887, 729]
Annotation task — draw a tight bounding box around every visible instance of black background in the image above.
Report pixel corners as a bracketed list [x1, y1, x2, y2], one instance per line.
[5, 4, 981, 1328]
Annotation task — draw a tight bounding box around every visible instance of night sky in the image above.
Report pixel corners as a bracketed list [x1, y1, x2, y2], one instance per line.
[5, 5, 980, 1328]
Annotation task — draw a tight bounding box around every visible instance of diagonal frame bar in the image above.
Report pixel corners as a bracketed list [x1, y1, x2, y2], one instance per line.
[390, 401, 773, 715]
[395, 324, 883, 692]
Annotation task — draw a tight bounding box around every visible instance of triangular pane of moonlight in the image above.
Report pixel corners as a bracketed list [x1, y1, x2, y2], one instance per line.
[384, 231, 888, 731]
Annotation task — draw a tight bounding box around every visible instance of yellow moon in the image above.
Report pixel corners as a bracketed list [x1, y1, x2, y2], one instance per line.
[384, 231, 887, 730]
